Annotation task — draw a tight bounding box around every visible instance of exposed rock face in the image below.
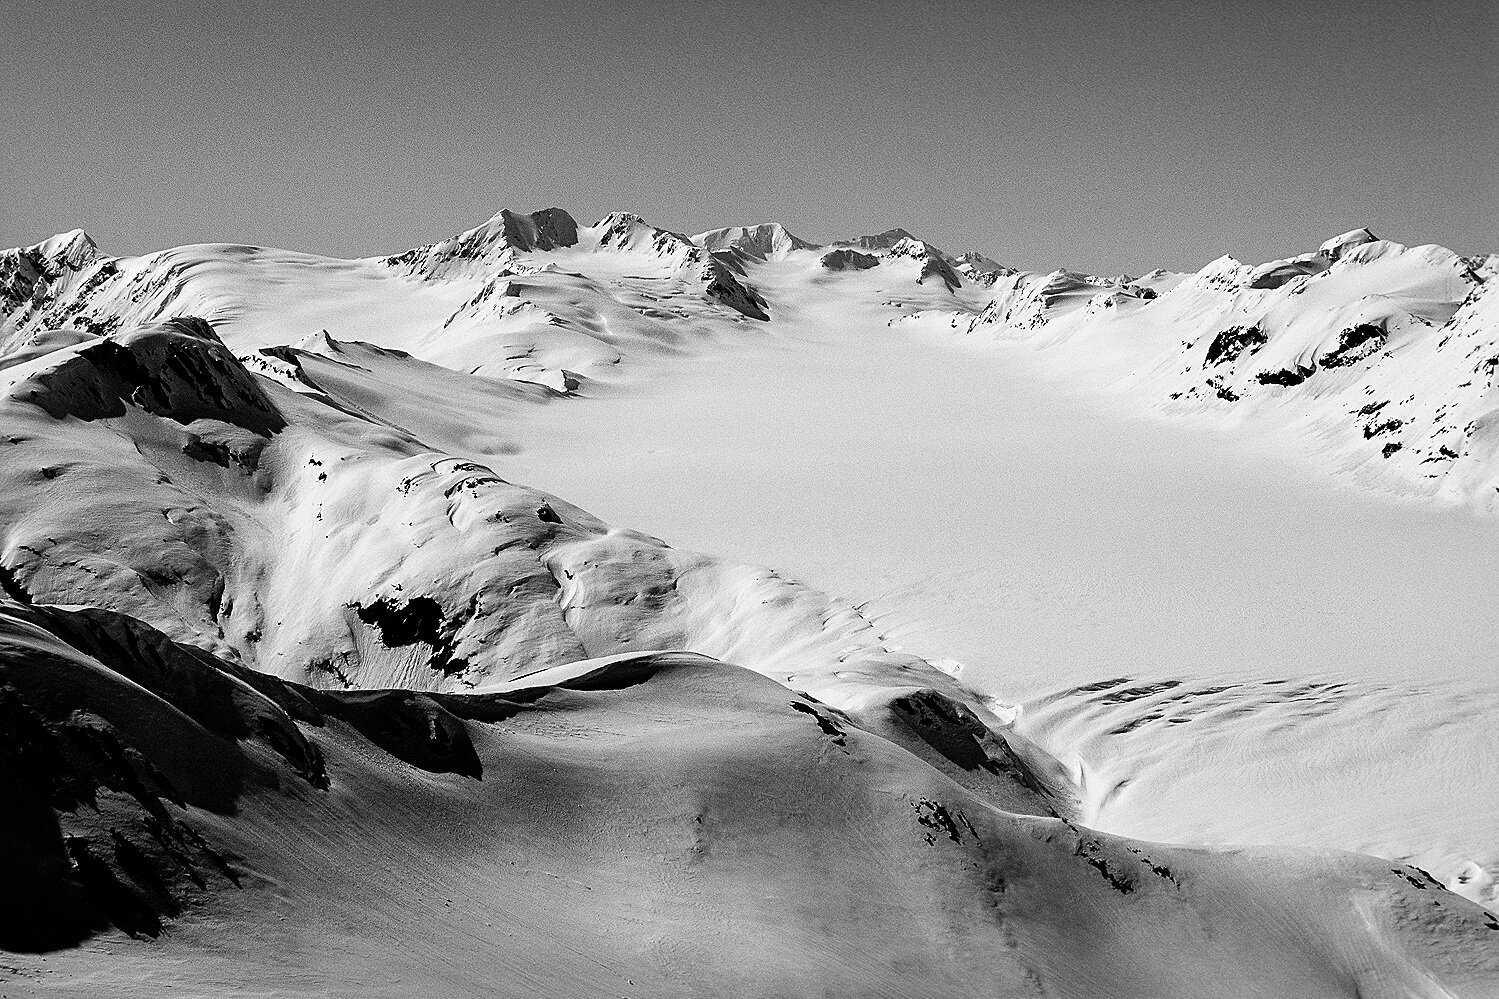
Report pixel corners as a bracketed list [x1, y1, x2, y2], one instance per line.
[383, 207, 580, 279]
[1, 230, 98, 301]
[593, 213, 770, 320]
[594, 211, 693, 257]
[8, 317, 286, 435]
[503, 207, 579, 252]
[968, 228, 1499, 498]
[1255, 364, 1314, 386]
[701, 253, 770, 320]
[1, 230, 104, 330]
[887, 238, 963, 291]
[1318, 323, 1386, 367]
[819, 248, 881, 271]
[0, 600, 326, 950]
[1204, 325, 1268, 366]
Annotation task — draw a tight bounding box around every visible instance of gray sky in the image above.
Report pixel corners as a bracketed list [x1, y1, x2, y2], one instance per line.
[3, 0, 1494, 274]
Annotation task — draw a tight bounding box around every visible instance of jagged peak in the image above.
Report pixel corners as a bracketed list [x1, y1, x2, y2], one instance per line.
[693, 223, 820, 259]
[296, 329, 345, 354]
[2, 228, 101, 274]
[595, 211, 679, 239]
[955, 251, 1013, 276]
[887, 237, 943, 260]
[837, 228, 918, 252]
[591, 212, 700, 258]
[443, 206, 579, 253]
[495, 207, 578, 252]
[596, 211, 649, 228]
[34, 229, 100, 265]
[382, 207, 577, 279]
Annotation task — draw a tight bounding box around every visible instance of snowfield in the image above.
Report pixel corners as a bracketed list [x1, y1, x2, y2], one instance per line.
[1, 209, 1496, 997]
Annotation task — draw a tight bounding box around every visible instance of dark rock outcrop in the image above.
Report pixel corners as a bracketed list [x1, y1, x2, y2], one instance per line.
[1319, 323, 1386, 368]
[820, 248, 881, 271]
[12, 318, 286, 435]
[1204, 325, 1268, 366]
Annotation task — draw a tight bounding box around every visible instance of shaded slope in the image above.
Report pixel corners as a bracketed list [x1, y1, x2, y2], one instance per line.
[3, 619, 1495, 998]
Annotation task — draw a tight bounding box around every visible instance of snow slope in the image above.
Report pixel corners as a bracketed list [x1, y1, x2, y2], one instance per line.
[1, 210, 1497, 996]
[5, 615, 1493, 997]
[966, 229, 1499, 507]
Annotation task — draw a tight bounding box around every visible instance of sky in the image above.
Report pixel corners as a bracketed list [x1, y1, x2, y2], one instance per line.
[2, 0, 1495, 274]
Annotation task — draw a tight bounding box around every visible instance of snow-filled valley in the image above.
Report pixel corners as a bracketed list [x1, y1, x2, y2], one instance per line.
[2, 209, 1497, 997]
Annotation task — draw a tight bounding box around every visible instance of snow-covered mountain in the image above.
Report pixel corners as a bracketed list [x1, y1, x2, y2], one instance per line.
[964, 227, 1499, 506]
[2, 209, 1497, 996]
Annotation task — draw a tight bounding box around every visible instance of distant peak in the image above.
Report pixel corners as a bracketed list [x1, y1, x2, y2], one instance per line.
[1319, 227, 1378, 261]
[596, 211, 650, 230]
[838, 228, 917, 252]
[592, 212, 696, 254]
[954, 251, 1015, 286]
[694, 223, 819, 259]
[21, 228, 101, 270]
[496, 207, 578, 252]
[383, 206, 576, 279]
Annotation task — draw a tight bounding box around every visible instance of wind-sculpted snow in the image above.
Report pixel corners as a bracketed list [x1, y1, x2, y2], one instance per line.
[1, 209, 1497, 994]
[4, 617, 1497, 996]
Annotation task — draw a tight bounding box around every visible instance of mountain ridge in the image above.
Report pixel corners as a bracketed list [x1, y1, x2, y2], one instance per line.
[1, 206, 1497, 995]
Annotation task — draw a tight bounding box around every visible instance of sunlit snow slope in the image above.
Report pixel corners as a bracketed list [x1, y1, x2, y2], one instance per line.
[1, 210, 1496, 998]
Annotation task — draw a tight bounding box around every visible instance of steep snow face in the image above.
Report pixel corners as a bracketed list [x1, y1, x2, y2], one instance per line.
[582, 212, 771, 320]
[0, 229, 100, 308]
[968, 230, 1499, 507]
[955, 250, 1016, 286]
[885, 236, 964, 291]
[381, 207, 579, 280]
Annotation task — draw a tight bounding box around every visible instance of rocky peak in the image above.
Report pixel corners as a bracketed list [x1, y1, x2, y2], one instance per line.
[694, 223, 819, 259]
